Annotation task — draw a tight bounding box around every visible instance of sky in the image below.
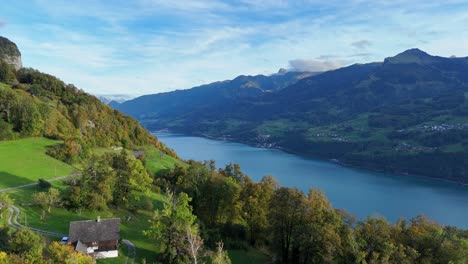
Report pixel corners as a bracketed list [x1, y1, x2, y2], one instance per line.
[1, 0, 468, 98]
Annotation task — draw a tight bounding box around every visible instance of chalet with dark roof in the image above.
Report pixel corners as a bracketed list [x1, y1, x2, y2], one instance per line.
[68, 217, 120, 259]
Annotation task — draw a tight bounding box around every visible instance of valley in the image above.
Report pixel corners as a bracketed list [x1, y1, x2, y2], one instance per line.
[116, 49, 468, 185]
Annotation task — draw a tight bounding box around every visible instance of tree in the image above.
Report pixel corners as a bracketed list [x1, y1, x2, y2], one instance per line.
[37, 179, 51, 189]
[0, 193, 13, 219]
[112, 150, 152, 207]
[144, 192, 199, 264]
[268, 187, 305, 264]
[211, 241, 231, 264]
[296, 189, 345, 263]
[79, 155, 115, 210]
[32, 188, 61, 214]
[46, 241, 94, 264]
[8, 227, 43, 254]
[196, 174, 242, 225]
[240, 176, 277, 245]
[0, 61, 15, 84]
[186, 225, 203, 264]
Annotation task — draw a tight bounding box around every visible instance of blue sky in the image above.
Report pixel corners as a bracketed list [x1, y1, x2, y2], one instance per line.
[1, 0, 468, 97]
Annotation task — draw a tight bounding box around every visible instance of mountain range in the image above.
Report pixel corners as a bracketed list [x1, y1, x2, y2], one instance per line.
[114, 70, 316, 118]
[115, 49, 468, 184]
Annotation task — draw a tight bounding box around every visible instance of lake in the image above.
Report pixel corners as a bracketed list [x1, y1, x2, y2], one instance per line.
[155, 132, 468, 228]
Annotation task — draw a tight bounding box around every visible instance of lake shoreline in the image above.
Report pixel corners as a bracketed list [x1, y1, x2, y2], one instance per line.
[153, 130, 467, 188]
[154, 131, 468, 228]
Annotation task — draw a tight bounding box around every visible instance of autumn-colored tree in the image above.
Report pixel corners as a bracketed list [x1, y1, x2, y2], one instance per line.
[46, 242, 94, 264]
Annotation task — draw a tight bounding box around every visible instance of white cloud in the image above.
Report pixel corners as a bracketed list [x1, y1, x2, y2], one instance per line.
[288, 59, 348, 72]
[3, 0, 468, 96]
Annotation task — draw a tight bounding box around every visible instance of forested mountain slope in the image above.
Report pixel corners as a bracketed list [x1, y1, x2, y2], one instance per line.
[0, 37, 175, 163]
[121, 49, 468, 184]
[114, 70, 316, 119]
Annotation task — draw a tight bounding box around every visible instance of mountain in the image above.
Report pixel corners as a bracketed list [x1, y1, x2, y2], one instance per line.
[0, 36, 175, 162]
[118, 49, 468, 184]
[98, 95, 112, 104]
[0, 36, 22, 70]
[113, 70, 316, 119]
[97, 94, 133, 105]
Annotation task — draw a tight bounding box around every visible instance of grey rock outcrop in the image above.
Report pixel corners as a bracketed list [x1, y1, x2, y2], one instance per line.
[0, 36, 23, 70]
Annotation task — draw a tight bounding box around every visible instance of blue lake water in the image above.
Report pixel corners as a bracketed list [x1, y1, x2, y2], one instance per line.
[155, 132, 468, 228]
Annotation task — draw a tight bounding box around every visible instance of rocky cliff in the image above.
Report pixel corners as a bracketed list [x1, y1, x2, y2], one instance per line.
[0, 36, 22, 70]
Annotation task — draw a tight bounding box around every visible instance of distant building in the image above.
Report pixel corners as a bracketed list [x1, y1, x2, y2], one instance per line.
[68, 217, 120, 259]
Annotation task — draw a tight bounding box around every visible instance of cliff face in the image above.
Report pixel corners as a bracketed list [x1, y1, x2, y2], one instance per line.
[0, 36, 23, 70]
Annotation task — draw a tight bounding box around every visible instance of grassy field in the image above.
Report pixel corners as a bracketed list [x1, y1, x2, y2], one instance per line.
[0, 138, 75, 189]
[0, 138, 268, 263]
[6, 180, 166, 264]
[0, 140, 181, 263]
[143, 145, 186, 175]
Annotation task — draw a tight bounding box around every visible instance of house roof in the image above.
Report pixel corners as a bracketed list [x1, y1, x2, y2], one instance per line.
[68, 218, 120, 243]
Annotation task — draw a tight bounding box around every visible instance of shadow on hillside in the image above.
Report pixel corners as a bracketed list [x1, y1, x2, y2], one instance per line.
[0, 171, 45, 190]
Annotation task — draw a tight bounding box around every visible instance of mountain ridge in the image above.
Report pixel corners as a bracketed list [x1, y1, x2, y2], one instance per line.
[115, 49, 468, 184]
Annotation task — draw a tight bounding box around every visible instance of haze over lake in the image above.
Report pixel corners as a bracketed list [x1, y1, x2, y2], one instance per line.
[156, 132, 468, 228]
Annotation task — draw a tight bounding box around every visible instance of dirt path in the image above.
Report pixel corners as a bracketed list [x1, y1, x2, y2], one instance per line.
[0, 172, 80, 193]
[122, 239, 137, 264]
[7, 205, 65, 237]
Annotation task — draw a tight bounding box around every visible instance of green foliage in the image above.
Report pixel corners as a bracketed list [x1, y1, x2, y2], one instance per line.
[144, 192, 199, 264]
[37, 179, 51, 189]
[0, 62, 15, 84]
[7, 227, 43, 254]
[0, 226, 93, 264]
[0, 193, 13, 219]
[46, 242, 94, 264]
[0, 62, 177, 163]
[63, 151, 152, 210]
[32, 187, 61, 222]
[212, 241, 231, 264]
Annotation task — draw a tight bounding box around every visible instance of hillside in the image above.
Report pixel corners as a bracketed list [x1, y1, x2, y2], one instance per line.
[0, 36, 176, 163]
[114, 70, 316, 119]
[119, 49, 468, 184]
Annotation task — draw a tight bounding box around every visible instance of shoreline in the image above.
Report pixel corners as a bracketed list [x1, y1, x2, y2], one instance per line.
[153, 130, 468, 188]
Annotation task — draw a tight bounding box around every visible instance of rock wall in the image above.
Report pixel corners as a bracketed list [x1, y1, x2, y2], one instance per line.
[0, 36, 23, 70]
[2, 54, 22, 70]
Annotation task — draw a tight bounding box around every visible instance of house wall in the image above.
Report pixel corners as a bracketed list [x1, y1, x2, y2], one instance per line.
[86, 246, 99, 254]
[95, 250, 119, 259]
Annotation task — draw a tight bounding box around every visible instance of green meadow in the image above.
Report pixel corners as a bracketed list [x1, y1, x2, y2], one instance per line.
[0, 138, 75, 189]
[0, 139, 268, 263]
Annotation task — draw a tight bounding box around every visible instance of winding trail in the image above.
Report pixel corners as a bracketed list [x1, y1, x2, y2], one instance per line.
[1, 172, 79, 237]
[0, 172, 80, 193]
[2, 173, 137, 262]
[122, 239, 136, 264]
[7, 205, 65, 237]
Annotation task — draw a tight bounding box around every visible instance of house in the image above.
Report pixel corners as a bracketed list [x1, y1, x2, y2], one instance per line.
[68, 217, 120, 259]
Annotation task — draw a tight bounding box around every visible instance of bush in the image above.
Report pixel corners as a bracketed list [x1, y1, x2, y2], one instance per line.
[38, 179, 51, 189]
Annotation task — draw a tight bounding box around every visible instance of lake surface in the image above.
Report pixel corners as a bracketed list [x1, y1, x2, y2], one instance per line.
[155, 132, 468, 228]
